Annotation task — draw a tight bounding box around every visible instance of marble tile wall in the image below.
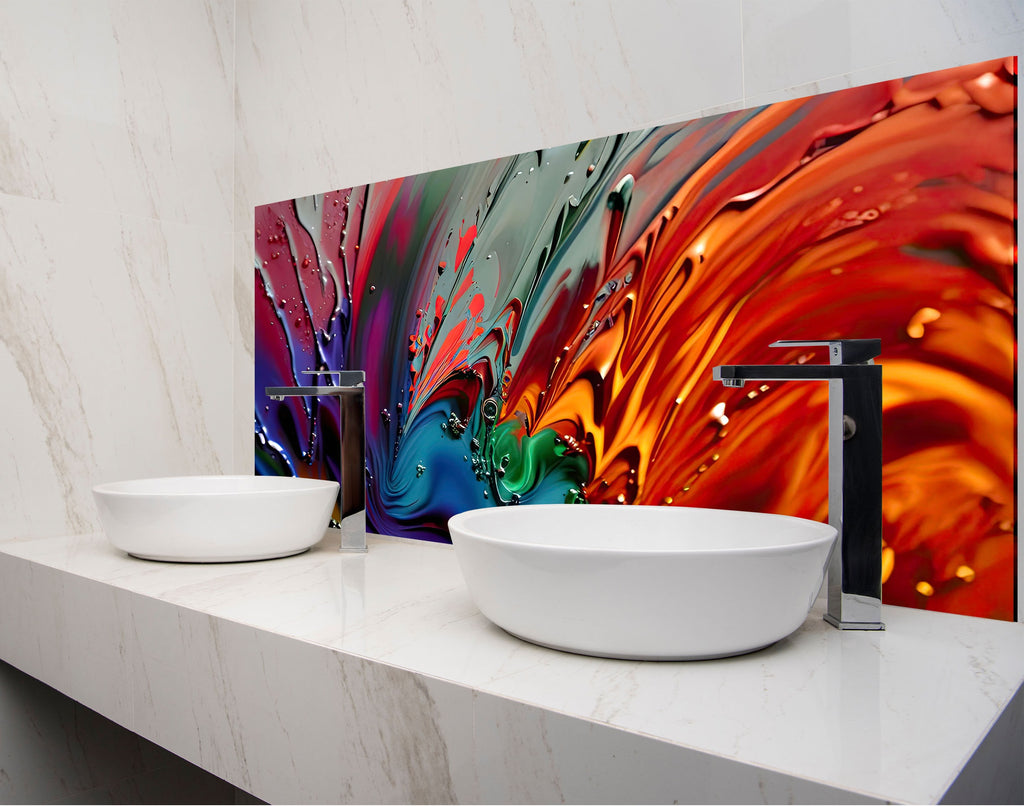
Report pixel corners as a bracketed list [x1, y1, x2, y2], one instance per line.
[233, 0, 1024, 254]
[0, 0, 236, 542]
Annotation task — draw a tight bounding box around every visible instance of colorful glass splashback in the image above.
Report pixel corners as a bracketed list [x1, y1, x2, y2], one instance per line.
[255, 58, 1017, 620]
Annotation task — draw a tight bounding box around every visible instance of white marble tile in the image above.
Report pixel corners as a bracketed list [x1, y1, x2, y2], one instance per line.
[234, 0, 744, 216]
[0, 556, 54, 682]
[940, 683, 1024, 803]
[744, 41, 1023, 109]
[0, 0, 234, 228]
[46, 575, 133, 726]
[0, 195, 122, 538]
[127, 595, 259, 791]
[0, 194, 233, 539]
[0, 556, 132, 726]
[416, 0, 744, 169]
[3, 531, 1021, 803]
[246, 636, 464, 804]
[0, 0, 120, 204]
[0, 0, 236, 543]
[741, 0, 854, 98]
[233, 226, 255, 474]
[112, 0, 234, 227]
[126, 596, 470, 803]
[465, 690, 879, 804]
[741, 0, 1023, 100]
[847, 0, 1023, 67]
[234, 0, 430, 216]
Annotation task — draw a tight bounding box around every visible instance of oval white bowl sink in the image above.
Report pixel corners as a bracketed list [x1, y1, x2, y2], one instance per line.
[93, 475, 339, 562]
[448, 504, 837, 661]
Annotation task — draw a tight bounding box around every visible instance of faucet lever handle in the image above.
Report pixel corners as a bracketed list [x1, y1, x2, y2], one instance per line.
[769, 338, 881, 365]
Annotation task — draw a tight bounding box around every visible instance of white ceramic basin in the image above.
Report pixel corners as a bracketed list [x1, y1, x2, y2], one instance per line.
[448, 504, 837, 660]
[93, 475, 339, 562]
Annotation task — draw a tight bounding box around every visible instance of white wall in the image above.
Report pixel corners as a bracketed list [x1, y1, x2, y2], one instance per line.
[0, 0, 236, 542]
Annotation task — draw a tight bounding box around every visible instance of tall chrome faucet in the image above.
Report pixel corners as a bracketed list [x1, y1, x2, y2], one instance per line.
[713, 339, 884, 630]
[266, 370, 367, 553]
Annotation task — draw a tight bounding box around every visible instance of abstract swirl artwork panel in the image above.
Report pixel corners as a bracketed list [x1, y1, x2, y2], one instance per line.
[255, 58, 1017, 619]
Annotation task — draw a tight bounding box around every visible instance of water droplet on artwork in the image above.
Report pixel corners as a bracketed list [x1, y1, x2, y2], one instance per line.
[482, 397, 500, 423]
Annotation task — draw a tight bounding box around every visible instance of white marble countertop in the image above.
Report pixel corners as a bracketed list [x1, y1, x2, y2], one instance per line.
[1, 530, 1022, 804]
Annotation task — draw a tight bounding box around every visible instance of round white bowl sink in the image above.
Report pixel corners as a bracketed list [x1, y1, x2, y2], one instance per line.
[93, 475, 339, 562]
[448, 504, 837, 661]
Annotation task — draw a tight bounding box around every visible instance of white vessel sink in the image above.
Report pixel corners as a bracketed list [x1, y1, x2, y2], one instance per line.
[448, 504, 837, 660]
[93, 475, 339, 562]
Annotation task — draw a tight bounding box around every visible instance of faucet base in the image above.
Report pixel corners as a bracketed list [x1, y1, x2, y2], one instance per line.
[338, 509, 367, 553]
[823, 613, 886, 631]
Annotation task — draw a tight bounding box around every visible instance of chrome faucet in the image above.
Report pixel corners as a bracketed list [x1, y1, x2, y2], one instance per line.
[713, 339, 884, 630]
[266, 370, 367, 553]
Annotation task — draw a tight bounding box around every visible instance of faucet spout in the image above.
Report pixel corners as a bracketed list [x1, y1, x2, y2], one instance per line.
[713, 339, 884, 631]
[712, 363, 880, 385]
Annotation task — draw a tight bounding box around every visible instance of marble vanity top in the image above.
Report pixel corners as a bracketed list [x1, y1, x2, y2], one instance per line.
[0, 530, 1021, 804]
